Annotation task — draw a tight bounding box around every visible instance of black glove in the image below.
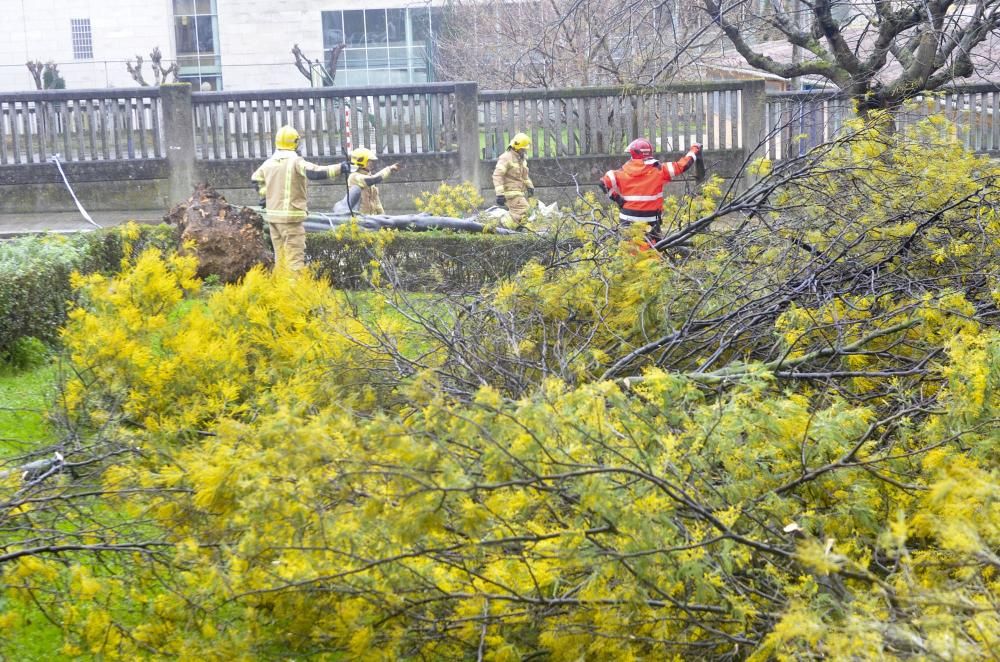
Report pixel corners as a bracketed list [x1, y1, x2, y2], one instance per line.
[526, 187, 534, 197]
[610, 192, 624, 207]
[340, 159, 352, 177]
[258, 197, 266, 209]
[496, 195, 507, 208]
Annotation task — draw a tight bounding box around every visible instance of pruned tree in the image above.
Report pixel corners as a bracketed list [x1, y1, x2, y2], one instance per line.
[25, 60, 44, 90]
[126, 48, 179, 87]
[25, 61, 65, 90]
[702, 0, 1000, 115]
[150, 47, 179, 85]
[292, 42, 345, 87]
[125, 55, 148, 86]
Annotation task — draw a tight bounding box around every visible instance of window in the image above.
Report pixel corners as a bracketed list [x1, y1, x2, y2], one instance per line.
[322, 7, 440, 86]
[71, 19, 93, 60]
[173, 0, 222, 90]
[344, 11, 365, 47]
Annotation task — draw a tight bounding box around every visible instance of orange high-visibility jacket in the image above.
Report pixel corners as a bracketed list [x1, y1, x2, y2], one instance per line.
[600, 154, 695, 219]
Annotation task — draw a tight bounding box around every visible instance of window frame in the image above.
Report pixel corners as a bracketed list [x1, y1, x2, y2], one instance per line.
[173, 0, 223, 89]
[70, 18, 94, 61]
[321, 7, 438, 86]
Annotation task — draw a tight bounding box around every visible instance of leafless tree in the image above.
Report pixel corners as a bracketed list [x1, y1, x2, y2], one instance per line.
[702, 0, 1000, 115]
[25, 61, 64, 90]
[437, 0, 722, 88]
[126, 47, 179, 87]
[150, 47, 180, 85]
[25, 61, 45, 90]
[126, 56, 149, 86]
[292, 43, 346, 87]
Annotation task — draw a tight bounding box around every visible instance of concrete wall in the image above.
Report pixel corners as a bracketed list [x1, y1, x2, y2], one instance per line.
[0, 81, 760, 218]
[198, 153, 463, 214]
[215, 1, 326, 91]
[0, 152, 747, 217]
[0, 0, 173, 91]
[0, 160, 169, 213]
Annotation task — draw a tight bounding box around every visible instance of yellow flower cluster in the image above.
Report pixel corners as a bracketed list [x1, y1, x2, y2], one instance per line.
[413, 181, 483, 218]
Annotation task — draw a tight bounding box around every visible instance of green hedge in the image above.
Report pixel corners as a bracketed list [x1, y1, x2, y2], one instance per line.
[0, 226, 176, 355]
[308, 232, 575, 294]
[0, 225, 574, 355]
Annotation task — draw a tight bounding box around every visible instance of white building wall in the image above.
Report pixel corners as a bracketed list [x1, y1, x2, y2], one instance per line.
[0, 0, 173, 91]
[215, 1, 327, 90]
[0, 0, 447, 92]
[0, 1, 30, 90]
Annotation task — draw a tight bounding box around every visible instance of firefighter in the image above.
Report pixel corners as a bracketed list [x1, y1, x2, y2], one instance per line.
[493, 132, 535, 227]
[251, 125, 351, 271]
[347, 147, 399, 215]
[600, 138, 702, 242]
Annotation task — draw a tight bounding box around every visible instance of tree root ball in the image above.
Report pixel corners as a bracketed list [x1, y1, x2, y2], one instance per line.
[164, 184, 273, 283]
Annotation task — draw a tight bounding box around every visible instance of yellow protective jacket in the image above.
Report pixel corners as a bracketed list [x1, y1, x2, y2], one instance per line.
[251, 150, 345, 222]
[348, 166, 395, 215]
[492, 148, 533, 198]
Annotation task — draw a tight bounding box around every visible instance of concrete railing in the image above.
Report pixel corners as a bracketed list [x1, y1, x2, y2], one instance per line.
[0, 88, 164, 164]
[903, 84, 1000, 153]
[0, 79, 757, 215]
[6, 79, 999, 217]
[764, 90, 852, 160]
[189, 83, 466, 161]
[764, 84, 1000, 159]
[479, 81, 749, 160]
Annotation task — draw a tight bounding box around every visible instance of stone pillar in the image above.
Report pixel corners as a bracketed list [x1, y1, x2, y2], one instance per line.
[161, 83, 196, 205]
[740, 79, 768, 161]
[740, 79, 768, 190]
[453, 82, 480, 188]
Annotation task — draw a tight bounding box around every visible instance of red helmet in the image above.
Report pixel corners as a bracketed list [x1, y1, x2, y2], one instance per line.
[627, 138, 654, 159]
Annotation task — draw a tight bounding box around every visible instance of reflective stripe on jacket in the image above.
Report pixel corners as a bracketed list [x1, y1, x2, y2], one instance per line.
[251, 150, 343, 222]
[492, 148, 533, 197]
[600, 155, 695, 215]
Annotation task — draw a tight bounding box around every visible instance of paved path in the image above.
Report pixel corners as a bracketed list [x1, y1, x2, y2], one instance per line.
[0, 210, 166, 238]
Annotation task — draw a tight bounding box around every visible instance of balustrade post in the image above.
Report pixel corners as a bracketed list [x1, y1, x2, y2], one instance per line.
[161, 83, 195, 204]
[740, 79, 767, 159]
[740, 79, 768, 190]
[453, 82, 480, 188]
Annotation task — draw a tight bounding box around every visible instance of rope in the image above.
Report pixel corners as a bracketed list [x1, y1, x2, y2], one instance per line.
[48, 155, 102, 230]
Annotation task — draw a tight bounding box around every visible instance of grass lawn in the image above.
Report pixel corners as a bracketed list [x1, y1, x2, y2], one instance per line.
[0, 363, 58, 459]
[0, 362, 71, 659]
[0, 606, 66, 661]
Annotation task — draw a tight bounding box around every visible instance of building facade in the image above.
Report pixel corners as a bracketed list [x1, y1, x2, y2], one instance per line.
[0, 0, 445, 92]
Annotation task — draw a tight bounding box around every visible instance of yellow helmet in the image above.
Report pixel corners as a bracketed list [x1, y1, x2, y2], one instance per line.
[351, 147, 378, 169]
[509, 132, 531, 150]
[275, 125, 299, 151]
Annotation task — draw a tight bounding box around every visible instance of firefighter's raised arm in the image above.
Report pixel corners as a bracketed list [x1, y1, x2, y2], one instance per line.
[662, 143, 702, 180]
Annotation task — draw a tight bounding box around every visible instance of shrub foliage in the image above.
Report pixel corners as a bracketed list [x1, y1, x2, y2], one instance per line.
[0, 224, 175, 356]
[1, 114, 998, 659]
[309, 228, 573, 294]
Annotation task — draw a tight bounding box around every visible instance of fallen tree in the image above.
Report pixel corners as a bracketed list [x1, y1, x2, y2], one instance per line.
[3, 112, 999, 659]
[301, 186, 522, 234]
